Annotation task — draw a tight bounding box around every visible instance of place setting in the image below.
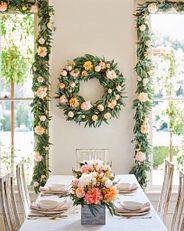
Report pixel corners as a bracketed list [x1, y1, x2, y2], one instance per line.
[117, 182, 138, 195]
[39, 183, 70, 197]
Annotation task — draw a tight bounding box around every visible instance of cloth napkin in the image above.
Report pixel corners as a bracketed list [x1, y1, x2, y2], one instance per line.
[117, 183, 138, 192]
[40, 186, 69, 195]
[115, 202, 150, 214]
[30, 201, 69, 213]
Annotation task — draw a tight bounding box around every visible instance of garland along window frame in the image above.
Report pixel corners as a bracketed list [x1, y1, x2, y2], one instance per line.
[130, 1, 184, 188]
[0, 0, 54, 192]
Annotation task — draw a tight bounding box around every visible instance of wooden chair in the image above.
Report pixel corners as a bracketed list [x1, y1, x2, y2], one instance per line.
[76, 149, 108, 166]
[170, 171, 184, 231]
[0, 173, 20, 231]
[16, 161, 31, 220]
[157, 160, 174, 223]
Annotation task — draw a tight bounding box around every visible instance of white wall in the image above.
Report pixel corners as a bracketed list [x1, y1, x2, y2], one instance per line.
[50, 0, 136, 175]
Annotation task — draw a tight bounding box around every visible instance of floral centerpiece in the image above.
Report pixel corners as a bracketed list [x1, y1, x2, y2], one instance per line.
[71, 160, 118, 225]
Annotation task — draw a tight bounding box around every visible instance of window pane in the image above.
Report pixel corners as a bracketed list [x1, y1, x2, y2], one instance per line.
[151, 14, 184, 99]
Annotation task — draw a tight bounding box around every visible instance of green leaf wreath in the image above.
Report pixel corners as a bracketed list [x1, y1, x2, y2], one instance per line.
[0, 0, 54, 193]
[130, 1, 184, 188]
[56, 54, 126, 128]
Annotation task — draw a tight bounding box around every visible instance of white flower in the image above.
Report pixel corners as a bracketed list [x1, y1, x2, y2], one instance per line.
[61, 70, 67, 76]
[70, 82, 76, 88]
[82, 115, 86, 119]
[78, 173, 93, 188]
[148, 3, 157, 14]
[47, 21, 54, 30]
[97, 104, 104, 112]
[40, 115, 47, 121]
[81, 101, 92, 111]
[68, 111, 74, 118]
[143, 78, 149, 86]
[66, 65, 72, 71]
[30, 5, 38, 13]
[92, 115, 98, 121]
[146, 40, 152, 47]
[139, 24, 146, 32]
[105, 179, 113, 188]
[135, 151, 146, 162]
[37, 76, 44, 83]
[95, 65, 101, 72]
[34, 181, 39, 187]
[116, 85, 122, 92]
[138, 76, 142, 82]
[108, 89, 112, 94]
[106, 70, 117, 80]
[38, 37, 45, 45]
[115, 95, 120, 100]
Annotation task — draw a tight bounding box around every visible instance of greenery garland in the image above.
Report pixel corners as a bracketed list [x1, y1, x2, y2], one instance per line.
[0, 0, 54, 192]
[130, 1, 184, 188]
[56, 54, 126, 128]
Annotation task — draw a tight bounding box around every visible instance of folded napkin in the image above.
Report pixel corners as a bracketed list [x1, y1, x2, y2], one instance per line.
[115, 202, 150, 214]
[40, 186, 69, 195]
[117, 183, 138, 192]
[30, 201, 69, 213]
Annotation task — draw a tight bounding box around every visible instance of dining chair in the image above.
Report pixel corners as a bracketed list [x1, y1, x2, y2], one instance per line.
[0, 173, 21, 231]
[157, 160, 174, 223]
[16, 160, 31, 220]
[170, 171, 184, 231]
[76, 149, 108, 166]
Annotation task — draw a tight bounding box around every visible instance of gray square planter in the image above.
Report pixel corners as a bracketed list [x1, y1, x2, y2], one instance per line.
[81, 205, 106, 225]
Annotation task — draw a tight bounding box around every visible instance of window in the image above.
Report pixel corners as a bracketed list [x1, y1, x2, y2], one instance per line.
[150, 13, 184, 186]
[0, 14, 35, 183]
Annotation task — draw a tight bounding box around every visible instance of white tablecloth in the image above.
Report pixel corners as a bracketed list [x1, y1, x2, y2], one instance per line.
[20, 174, 168, 231]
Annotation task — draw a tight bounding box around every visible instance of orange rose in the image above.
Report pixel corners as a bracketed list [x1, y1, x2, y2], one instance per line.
[103, 186, 118, 202]
[69, 97, 79, 108]
[82, 70, 87, 77]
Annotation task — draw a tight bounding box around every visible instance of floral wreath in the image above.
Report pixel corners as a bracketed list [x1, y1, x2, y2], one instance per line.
[56, 54, 125, 128]
[130, 1, 183, 188]
[0, 0, 54, 193]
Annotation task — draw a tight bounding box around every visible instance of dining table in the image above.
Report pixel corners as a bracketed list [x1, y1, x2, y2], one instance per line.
[20, 174, 168, 231]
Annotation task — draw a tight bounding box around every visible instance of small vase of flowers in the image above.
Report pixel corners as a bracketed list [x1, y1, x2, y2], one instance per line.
[71, 160, 118, 225]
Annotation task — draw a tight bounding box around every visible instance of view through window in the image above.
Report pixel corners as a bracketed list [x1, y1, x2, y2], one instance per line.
[0, 14, 34, 183]
[150, 13, 184, 186]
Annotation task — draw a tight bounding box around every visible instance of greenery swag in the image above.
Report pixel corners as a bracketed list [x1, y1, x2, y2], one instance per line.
[56, 54, 125, 128]
[130, 1, 184, 188]
[0, 0, 54, 192]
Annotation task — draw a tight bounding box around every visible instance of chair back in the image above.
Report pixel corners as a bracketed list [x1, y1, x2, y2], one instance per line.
[0, 173, 20, 231]
[76, 149, 108, 166]
[16, 161, 31, 219]
[157, 160, 174, 223]
[170, 171, 184, 231]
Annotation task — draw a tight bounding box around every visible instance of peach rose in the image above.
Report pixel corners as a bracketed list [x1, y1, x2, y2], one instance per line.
[103, 186, 118, 202]
[108, 100, 117, 109]
[59, 83, 65, 89]
[30, 5, 38, 13]
[70, 82, 76, 88]
[71, 70, 79, 78]
[35, 126, 45, 135]
[0, 2, 7, 12]
[37, 46, 47, 57]
[36, 87, 47, 99]
[34, 152, 42, 162]
[104, 112, 112, 120]
[59, 95, 68, 104]
[38, 37, 45, 45]
[137, 92, 149, 103]
[97, 104, 104, 112]
[115, 95, 120, 100]
[135, 151, 146, 162]
[82, 70, 87, 77]
[141, 124, 150, 134]
[148, 3, 157, 14]
[69, 97, 79, 108]
[34, 181, 39, 187]
[99, 61, 106, 69]
[81, 101, 92, 111]
[47, 21, 54, 30]
[66, 65, 72, 71]
[76, 187, 85, 198]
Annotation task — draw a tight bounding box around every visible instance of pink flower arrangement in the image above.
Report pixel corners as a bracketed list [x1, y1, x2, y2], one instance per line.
[84, 187, 103, 205]
[71, 160, 117, 215]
